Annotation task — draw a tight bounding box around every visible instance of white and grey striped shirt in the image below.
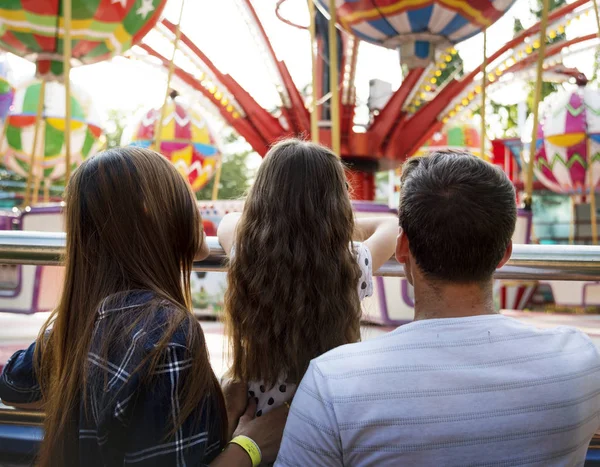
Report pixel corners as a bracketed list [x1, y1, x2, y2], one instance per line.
[276, 314, 600, 466]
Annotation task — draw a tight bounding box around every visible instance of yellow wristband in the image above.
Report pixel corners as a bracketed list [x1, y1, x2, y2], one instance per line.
[229, 435, 262, 467]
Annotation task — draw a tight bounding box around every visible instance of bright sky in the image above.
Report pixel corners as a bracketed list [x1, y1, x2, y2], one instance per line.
[3, 0, 599, 138]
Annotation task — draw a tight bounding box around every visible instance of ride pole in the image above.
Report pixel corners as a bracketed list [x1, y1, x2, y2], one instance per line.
[480, 29, 487, 160]
[63, 0, 72, 183]
[593, 0, 600, 37]
[23, 80, 46, 207]
[590, 0, 600, 244]
[589, 139, 598, 244]
[0, 113, 8, 160]
[155, 0, 185, 151]
[308, 0, 319, 143]
[328, 0, 340, 155]
[525, 0, 549, 210]
[211, 156, 222, 201]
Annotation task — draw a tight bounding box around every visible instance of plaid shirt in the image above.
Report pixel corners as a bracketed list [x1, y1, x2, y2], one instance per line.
[0, 290, 224, 466]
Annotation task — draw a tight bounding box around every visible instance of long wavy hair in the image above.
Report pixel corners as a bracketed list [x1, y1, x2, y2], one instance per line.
[225, 139, 362, 386]
[34, 147, 226, 466]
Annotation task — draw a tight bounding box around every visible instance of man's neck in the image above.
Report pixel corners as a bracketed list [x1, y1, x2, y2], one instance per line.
[412, 279, 498, 321]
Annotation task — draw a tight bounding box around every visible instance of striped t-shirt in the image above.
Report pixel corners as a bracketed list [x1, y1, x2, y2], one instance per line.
[276, 314, 600, 466]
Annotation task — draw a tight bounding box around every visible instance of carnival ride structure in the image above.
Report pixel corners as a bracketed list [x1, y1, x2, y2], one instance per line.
[0, 0, 598, 315]
[127, 0, 600, 202]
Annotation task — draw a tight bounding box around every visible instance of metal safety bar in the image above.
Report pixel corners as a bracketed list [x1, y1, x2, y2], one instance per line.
[1, 232, 600, 281]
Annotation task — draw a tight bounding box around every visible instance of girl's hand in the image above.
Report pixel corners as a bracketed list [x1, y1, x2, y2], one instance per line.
[221, 378, 249, 439]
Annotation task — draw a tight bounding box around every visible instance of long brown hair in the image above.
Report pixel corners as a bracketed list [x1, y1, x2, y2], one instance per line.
[34, 147, 226, 466]
[225, 139, 361, 386]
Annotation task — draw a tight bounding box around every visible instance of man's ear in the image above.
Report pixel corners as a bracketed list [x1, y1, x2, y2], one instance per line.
[395, 229, 409, 264]
[497, 240, 513, 269]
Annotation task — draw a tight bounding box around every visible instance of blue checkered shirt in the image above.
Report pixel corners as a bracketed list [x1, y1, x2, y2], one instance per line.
[0, 290, 224, 466]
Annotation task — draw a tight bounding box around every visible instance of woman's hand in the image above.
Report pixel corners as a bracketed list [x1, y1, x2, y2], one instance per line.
[233, 398, 289, 464]
[221, 378, 249, 439]
[209, 398, 290, 466]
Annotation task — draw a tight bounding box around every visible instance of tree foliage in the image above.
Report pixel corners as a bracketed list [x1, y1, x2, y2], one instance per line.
[490, 0, 567, 138]
[196, 148, 254, 201]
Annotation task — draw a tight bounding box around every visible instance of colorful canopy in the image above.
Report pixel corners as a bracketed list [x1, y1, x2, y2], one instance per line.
[315, 0, 516, 69]
[414, 123, 486, 158]
[0, 0, 167, 79]
[534, 87, 600, 195]
[123, 96, 220, 192]
[2, 79, 103, 181]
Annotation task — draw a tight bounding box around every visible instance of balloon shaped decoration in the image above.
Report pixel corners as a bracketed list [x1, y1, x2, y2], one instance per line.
[123, 93, 220, 192]
[2, 79, 103, 181]
[414, 123, 487, 158]
[316, 0, 516, 69]
[0, 0, 168, 79]
[534, 87, 600, 195]
[0, 58, 13, 121]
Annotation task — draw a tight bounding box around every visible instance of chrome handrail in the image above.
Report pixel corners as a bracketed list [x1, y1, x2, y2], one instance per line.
[0, 231, 600, 281]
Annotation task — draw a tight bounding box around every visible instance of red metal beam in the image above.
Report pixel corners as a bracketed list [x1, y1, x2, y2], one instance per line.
[367, 68, 425, 153]
[139, 44, 270, 155]
[241, 0, 310, 135]
[384, 0, 589, 161]
[507, 34, 597, 74]
[162, 19, 285, 145]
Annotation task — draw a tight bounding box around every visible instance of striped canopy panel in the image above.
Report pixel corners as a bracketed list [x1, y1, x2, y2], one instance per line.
[0, 57, 13, 121]
[0, 0, 167, 79]
[316, 0, 516, 69]
[534, 87, 600, 195]
[124, 99, 220, 192]
[414, 123, 486, 158]
[2, 79, 103, 181]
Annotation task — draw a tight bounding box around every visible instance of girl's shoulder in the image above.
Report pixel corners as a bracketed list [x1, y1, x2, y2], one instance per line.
[96, 290, 192, 350]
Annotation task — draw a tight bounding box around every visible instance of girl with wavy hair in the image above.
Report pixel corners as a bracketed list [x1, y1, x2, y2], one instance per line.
[0, 147, 287, 467]
[218, 139, 397, 416]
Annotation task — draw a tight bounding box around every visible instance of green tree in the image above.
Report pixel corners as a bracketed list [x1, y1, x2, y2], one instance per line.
[196, 130, 256, 200]
[104, 108, 137, 149]
[196, 149, 255, 200]
[438, 52, 464, 84]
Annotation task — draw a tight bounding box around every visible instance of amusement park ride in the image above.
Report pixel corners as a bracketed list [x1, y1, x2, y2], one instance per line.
[0, 0, 599, 463]
[0, 0, 597, 313]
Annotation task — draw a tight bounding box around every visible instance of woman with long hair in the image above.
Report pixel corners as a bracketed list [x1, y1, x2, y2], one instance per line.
[0, 147, 286, 467]
[218, 139, 397, 416]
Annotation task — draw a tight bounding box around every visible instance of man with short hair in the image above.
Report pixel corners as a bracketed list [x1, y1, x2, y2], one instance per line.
[275, 151, 600, 466]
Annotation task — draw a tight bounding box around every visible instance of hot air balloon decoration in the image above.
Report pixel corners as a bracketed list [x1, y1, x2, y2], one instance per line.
[534, 86, 600, 195]
[123, 92, 220, 192]
[414, 123, 488, 159]
[315, 0, 517, 69]
[0, 0, 168, 79]
[2, 79, 103, 184]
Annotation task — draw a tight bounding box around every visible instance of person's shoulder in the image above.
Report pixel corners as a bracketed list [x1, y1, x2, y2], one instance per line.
[309, 332, 397, 380]
[500, 315, 596, 342]
[101, 290, 193, 350]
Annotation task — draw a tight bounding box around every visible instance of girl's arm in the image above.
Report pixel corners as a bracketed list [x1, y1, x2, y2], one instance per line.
[353, 217, 398, 273]
[217, 212, 242, 255]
